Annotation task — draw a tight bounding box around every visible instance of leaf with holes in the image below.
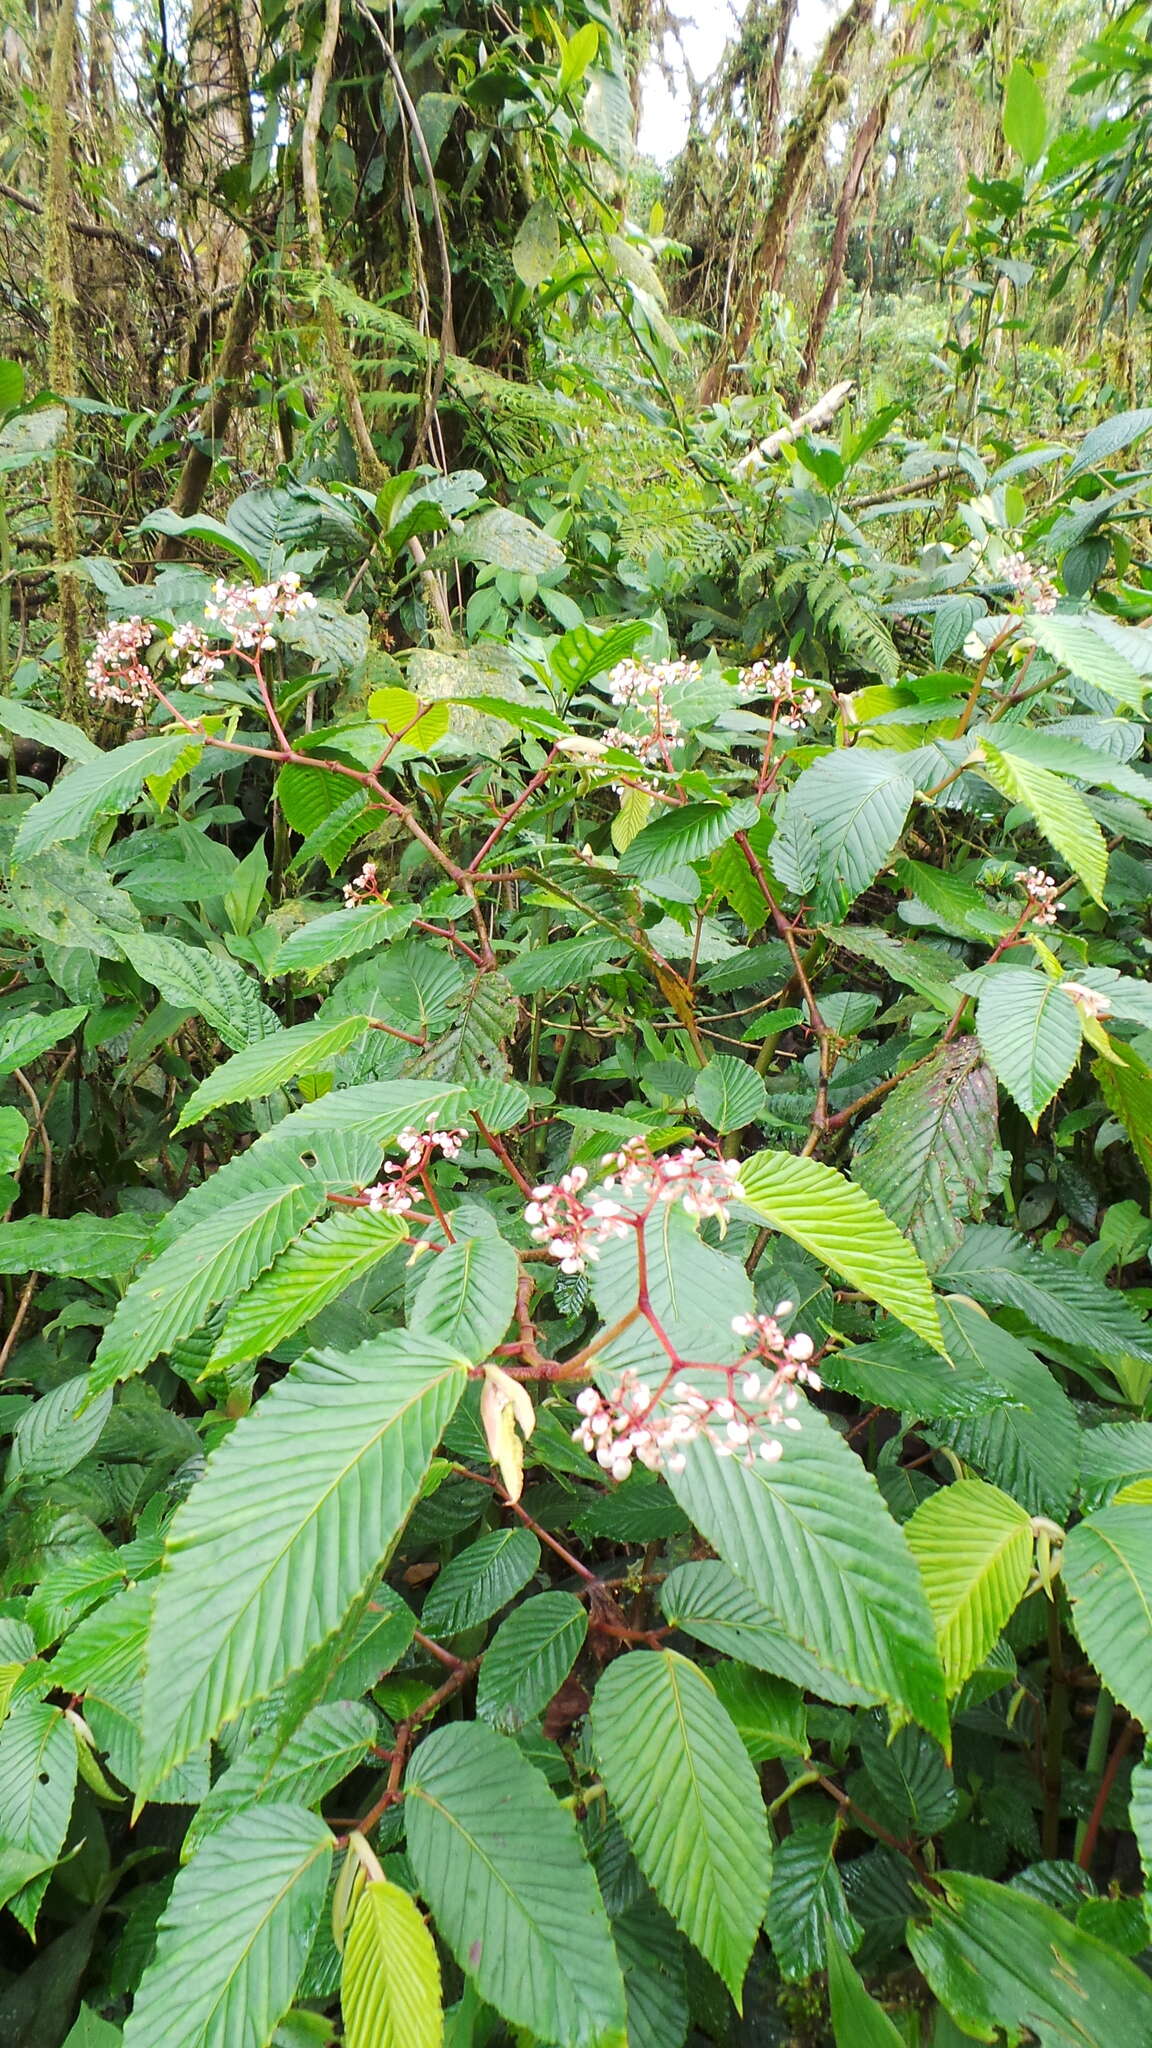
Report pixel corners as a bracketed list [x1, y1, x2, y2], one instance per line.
[405, 1721, 627, 2048]
[0, 1699, 77, 1933]
[590, 1649, 771, 2002]
[739, 1149, 944, 1352]
[906, 1479, 1034, 1695]
[137, 1338, 465, 1794]
[122, 1804, 332, 2048]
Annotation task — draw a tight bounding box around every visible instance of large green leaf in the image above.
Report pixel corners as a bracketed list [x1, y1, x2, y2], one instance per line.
[666, 1401, 948, 1742]
[410, 1234, 519, 1361]
[118, 931, 273, 1050]
[781, 751, 915, 920]
[937, 1225, 1152, 1367]
[0, 1699, 77, 1934]
[273, 900, 419, 978]
[763, 1821, 861, 1982]
[405, 1721, 628, 2048]
[907, 1870, 1152, 2045]
[739, 1148, 945, 1353]
[826, 1924, 905, 2046]
[208, 1209, 408, 1369]
[905, 1480, 1034, 1695]
[0, 1213, 154, 1280]
[420, 1527, 540, 1637]
[122, 1804, 332, 2048]
[1002, 58, 1047, 162]
[476, 1591, 588, 1731]
[341, 1876, 443, 2048]
[853, 1039, 999, 1268]
[1063, 1503, 1152, 1728]
[9, 1373, 113, 1480]
[693, 1055, 768, 1133]
[611, 1899, 689, 2048]
[183, 1699, 377, 1857]
[590, 1649, 771, 2002]
[977, 741, 1108, 903]
[975, 970, 1082, 1126]
[0, 693, 100, 762]
[137, 1338, 466, 1794]
[14, 734, 202, 861]
[1095, 1045, 1152, 1186]
[616, 799, 760, 879]
[0, 1004, 87, 1078]
[88, 1183, 324, 1396]
[1024, 614, 1149, 711]
[660, 1561, 871, 1705]
[174, 1016, 381, 1130]
[927, 1299, 1079, 1517]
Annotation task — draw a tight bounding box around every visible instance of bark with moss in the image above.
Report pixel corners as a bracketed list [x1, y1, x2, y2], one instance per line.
[43, 0, 86, 725]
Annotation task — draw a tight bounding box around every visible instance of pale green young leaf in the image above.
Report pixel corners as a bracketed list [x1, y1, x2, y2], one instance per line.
[476, 1592, 588, 1731]
[852, 1039, 999, 1268]
[410, 1234, 518, 1361]
[975, 969, 1082, 1125]
[0, 1699, 77, 1933]
[341, 1877, 443, 2048]
[209, 1209, 407, 1369]
[826, 1924, 905, 2047]
[405, 1721, 628, 2048]
[1063, 1503, 1152, 1728]
[905, 1478, 1034, 1694]
[977, 740, 1108, 902]
[174, 1016, 381, 1130]
[14, 734, 203, 861]
[1002, 59, 1047, 163]
[666, 1403, 948, 1743]
[138, 1338, 466, 1794]
[590, 1649, 771, 2002]
[907, 1870, 1152, 2046]
[739, 1148, 945, 1353]
[122, 1804, 332, 2048]
[420, 1527, 540, 1637]
[764, 1822, 861, 1983]
[88, 1183, 324, 1397]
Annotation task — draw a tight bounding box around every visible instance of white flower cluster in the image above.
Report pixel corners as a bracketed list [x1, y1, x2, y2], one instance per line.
[86, 617, 154, 707]
[342, 859, 379, 907]
[572, 1307, 821, 1480]
[362, 1126, 467, 1216]
[737, 656, 821, 728]
[1016, 866, 1060, 926]
[606, 656, 701, 708]
[1061, 979, 1112, 1020]
[203, 571, 317, 650]
[170, 621, 226, 694]
[526, 1142, 745, 1275]
[1002, 552, 1058, 616]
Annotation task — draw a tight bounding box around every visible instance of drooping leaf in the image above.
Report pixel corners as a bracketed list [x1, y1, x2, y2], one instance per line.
[88, 1183, 324, 1396]
[512, 196, 561, 287]
[0, 1214, 151, 1283]
[826, 1924, 905, 2047]
[975, 969, 1082, 1125]
[14, 734, 203, 861]
[341, 1876, 443, 2048]
[209, 1209, 408, 1368]
[1063, 1502, 1152, 1728]
[937, 1225, 1152, 1367]
[977, 741, 1108, 903]
[590, 1649, 771, 2002]
[905, 1479, 1034, 1694]
[410, 1235, 519, 1362]
[122, 1804, 333, 2048]
[405, 1721, 628, 2048]
[0, 693, 101, 762]
[764, 1822, 861, 1983]
[927, 1299, 1079, 1517]
[420, 1527, 540, 1637]
[476, 1591, 588, 1732]
[138, 1338, 465, 1794]
[853, 1040, 999, 1267]
[907, 1870, 1152, 2046]
[739, 1148, 945, 1352]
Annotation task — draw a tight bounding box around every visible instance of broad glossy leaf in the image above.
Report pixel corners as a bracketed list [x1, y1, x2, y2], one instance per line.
[708, 1662, 808, 1762]
[0, 1699, 77, 1933]
[590, 1649, 771, 2002]
[410, 1234, 519, 1361]
[209, 1209, 407, 1368]
[908, 1870, 1152, 2045]
[1024, 614, 1149, 711]
[421, 1527, 540, 1636]
[0, 693, 100, 761]
[476, 1591, 588, 1731]
[138, 1338, 465, 1794]
[549, 620, 647, 694]
[14, 734, 202, 860]
[764, 1822, 861, 1982]
[666, 1402, 948, 1742]
[123, 1804, 333, 2048]
[975, 969, 1082, 1125]
[342, 1877, 443, 2048]
[504, 933, 626, 994]
[89, 1183, 323, 1396]
[740, 1148, 945, 1352]
[1063, 1502, 1152, 1727]
[906, 1479, 1034, 1694]
[174, 1016, 380, 1130]
[853, 1040, 999, 1268]
[855, 1716, 957, 1836]
[977, 741, 1108, 902]
[405, 1721, 627, 2048]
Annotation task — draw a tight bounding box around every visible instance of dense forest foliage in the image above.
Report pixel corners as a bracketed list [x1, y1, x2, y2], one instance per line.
[4, 0, 1152, 2041]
